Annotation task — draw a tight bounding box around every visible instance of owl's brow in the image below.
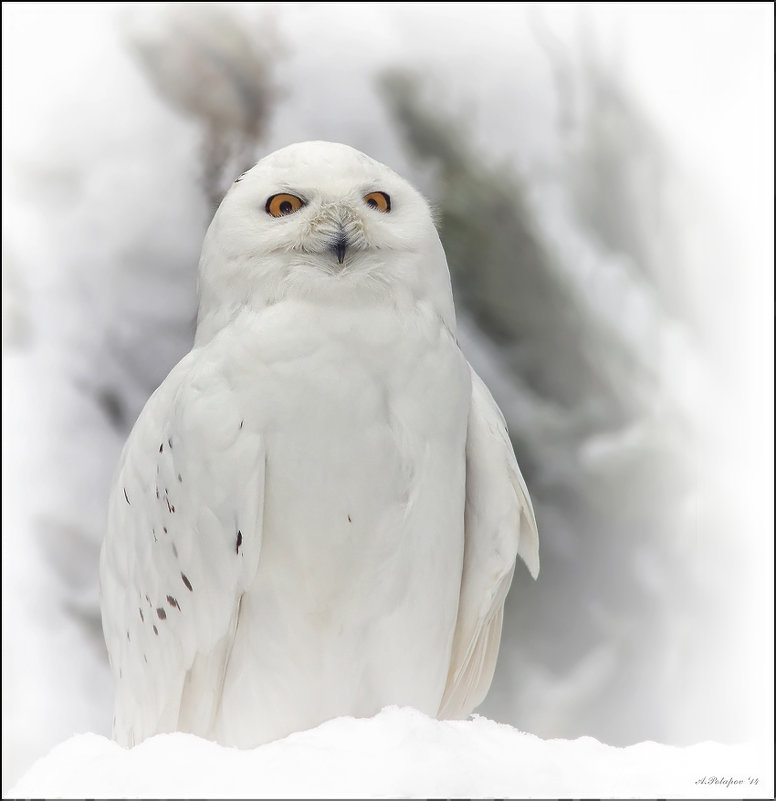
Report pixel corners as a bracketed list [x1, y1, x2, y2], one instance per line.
[274, 187, 309, 202]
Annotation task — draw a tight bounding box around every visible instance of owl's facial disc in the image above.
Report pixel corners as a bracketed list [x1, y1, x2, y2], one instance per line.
[263, 187, 393, 272]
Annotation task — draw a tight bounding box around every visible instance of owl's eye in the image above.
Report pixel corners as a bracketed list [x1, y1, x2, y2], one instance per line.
[266, 194, 305, 217]
[363, 191, 391, 213]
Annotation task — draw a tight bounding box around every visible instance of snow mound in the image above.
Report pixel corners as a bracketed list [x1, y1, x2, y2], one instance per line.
[8, 707, 772, 799]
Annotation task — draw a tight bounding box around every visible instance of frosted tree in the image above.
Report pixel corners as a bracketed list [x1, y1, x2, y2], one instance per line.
[126, 3, 282, 211]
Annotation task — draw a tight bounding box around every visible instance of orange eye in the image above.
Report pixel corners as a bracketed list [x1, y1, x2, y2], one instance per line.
[266, 193, 305, 217]
[364, 191, 391, 213]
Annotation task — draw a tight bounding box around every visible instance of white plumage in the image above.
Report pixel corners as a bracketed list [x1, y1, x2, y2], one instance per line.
[99, 141, 539, 748]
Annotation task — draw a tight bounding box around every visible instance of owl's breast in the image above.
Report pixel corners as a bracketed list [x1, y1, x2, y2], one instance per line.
[219, 300, 471, 521]
[252, 300, 470, 582]
[210, 300, 471, 745]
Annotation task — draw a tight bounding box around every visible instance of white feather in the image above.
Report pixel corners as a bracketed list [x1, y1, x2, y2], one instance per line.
[439, 369, 540, 719]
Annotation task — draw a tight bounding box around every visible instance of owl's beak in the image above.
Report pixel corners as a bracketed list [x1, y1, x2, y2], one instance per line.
[332, 235, 348, 265]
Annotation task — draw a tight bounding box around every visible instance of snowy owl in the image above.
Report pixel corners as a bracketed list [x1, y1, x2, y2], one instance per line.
[99, 141, 539, 748]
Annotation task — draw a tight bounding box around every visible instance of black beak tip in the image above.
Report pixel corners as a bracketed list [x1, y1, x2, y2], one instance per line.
[334, 238, 347, 265]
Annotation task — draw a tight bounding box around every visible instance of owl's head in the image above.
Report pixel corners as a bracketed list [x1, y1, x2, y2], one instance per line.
[195, 141, 456, 343]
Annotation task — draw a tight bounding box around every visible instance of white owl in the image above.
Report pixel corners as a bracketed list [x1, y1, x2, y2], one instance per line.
[99, 141, 539, 748]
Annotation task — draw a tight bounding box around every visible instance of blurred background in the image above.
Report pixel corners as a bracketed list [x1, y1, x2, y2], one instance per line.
[2, 1, 773, 791]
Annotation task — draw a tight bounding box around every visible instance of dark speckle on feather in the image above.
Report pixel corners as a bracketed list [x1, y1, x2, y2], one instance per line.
[123, 488, 130, 505]
[239, 420, 244, 429]
[167, 595, 180, 611]
[144, 654, 148, 663]
[181, 572, 193, 591]
[168, 438, 173, 449]
[159, 443, 163, 453]
[172, 542, 178, 558]
[236, 530, 243, 554]
[153, 625, 158, 636]
[139, 608, 144, 622]
[156, 607, 167, 620]
[178, 473, 182, 483]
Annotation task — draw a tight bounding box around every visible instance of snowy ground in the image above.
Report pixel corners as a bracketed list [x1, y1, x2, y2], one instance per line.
[8, 707, 773, 799]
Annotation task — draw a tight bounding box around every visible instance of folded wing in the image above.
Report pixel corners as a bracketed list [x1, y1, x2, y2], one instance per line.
[99, 352, 265, 745]
[439, 367, 539, 719]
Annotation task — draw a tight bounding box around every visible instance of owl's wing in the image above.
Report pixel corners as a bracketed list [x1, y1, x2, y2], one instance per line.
[438, 366, 539, 719]
[99, 351, 265, 746]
